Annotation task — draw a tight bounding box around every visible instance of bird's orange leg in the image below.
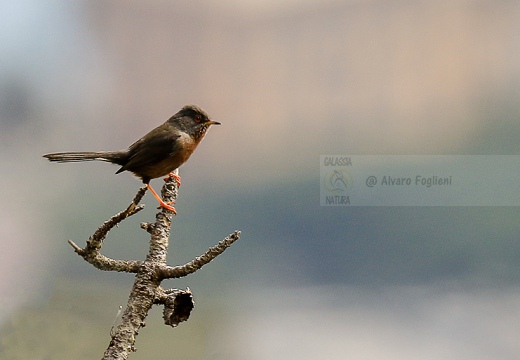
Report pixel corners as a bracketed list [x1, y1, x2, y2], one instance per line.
[164, 172, 181, 187]
[146, 184, 176, 214]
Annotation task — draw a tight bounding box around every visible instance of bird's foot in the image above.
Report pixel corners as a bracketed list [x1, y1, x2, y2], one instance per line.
[146, 184, 177, 214]
[157, 199, 175, 210]
[157, 201, 176, 214]
[164, 172, 181, 187]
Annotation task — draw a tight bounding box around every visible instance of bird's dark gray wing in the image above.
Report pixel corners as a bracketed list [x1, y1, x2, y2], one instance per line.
[115, 127, 181, 174]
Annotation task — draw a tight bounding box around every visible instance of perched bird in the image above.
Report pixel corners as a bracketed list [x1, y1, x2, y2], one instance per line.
[43, 105, 220, 213]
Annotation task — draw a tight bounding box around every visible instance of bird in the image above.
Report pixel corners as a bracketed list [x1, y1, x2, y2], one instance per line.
[43, 105, 220, 214]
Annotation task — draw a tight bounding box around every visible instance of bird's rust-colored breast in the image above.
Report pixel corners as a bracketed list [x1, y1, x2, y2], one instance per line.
[174, 131, 200, 165]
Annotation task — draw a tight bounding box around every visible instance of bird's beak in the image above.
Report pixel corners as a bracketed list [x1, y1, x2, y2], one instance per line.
[207, 120, 221, 125]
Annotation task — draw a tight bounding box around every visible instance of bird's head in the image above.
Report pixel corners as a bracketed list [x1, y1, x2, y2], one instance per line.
[170, 105, 221, 141]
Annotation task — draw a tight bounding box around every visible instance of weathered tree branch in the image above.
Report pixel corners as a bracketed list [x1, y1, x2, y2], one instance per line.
[68, 186, 147, 273]
[155, 287, 195, 327]
[157, 230, 241, 279]
[66, 170, 240, 359]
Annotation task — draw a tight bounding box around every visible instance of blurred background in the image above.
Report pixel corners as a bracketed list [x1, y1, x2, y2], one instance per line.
[1, 0, 520, 358]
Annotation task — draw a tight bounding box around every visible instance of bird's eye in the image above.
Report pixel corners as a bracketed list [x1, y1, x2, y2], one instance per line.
[194, 114, 202, 123]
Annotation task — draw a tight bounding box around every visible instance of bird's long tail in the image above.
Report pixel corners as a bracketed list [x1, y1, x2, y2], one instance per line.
[43, 151, 126, 165]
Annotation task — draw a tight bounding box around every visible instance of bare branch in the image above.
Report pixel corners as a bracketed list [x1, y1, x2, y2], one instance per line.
[61, 169, 240, 358]
[86, 186, 147, 252]
[69, 238, 143, 272]
[157, 230, 241, 279]
[67, 185, 147, 273]
[104, 172, 180, 359]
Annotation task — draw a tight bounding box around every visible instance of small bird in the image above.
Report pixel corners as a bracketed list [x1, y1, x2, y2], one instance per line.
[43, 105, 220, 213]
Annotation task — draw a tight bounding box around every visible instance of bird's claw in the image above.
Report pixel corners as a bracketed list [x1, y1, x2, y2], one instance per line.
[157, 202, 177, 214]
[164, 172, 181, 187]
[147, 184, 177, 214]
[156, 200, 176, 213]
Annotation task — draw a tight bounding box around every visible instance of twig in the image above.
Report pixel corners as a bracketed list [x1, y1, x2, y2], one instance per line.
[68, 186, 147, 273]
[157, 230, 241, 279]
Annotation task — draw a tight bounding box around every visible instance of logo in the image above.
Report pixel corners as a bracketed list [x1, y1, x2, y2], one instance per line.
[322, 169, 352, 194]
